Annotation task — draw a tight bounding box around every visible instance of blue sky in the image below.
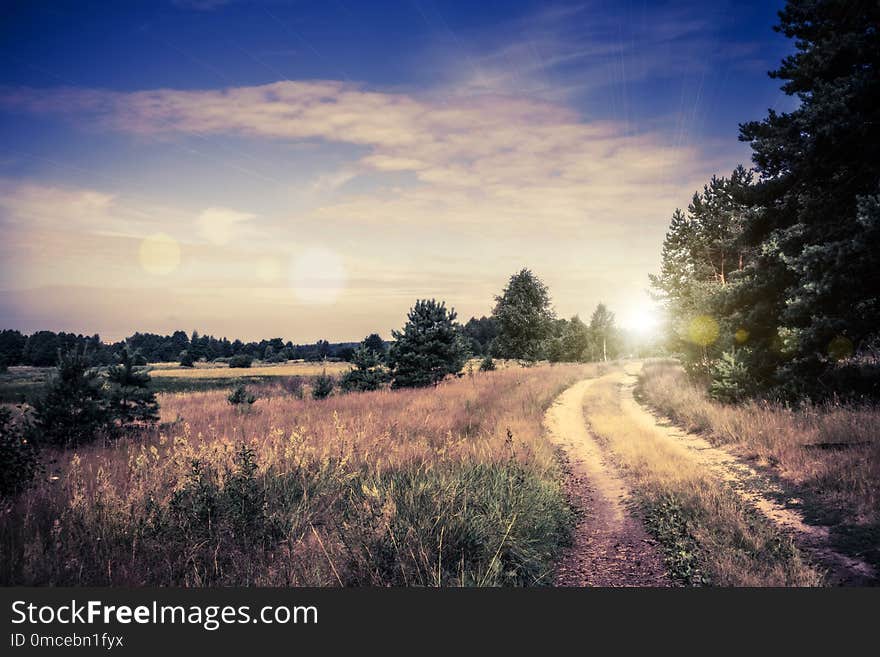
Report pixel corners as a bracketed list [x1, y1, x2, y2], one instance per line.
[0, 0, 793, 341]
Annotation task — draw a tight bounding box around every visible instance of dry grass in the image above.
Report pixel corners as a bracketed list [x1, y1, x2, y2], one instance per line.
[638, 360, 880, 571]
[148, 361, 353, 378]
[582, 372, 822, 586]
[0, 364, 597, 586]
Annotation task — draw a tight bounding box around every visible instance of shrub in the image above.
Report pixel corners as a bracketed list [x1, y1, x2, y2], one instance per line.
[179, 351, 195, 368]
[709, 350, 753, 403]
[280, 375, 305, 399]
[227, 384, 256, 407]
[228, 354, 253, 369]
[479, 356, 497, 371]
[106, 346, 159, 429]
[312, 371, 334, 399]
[0, 406, 40, 498]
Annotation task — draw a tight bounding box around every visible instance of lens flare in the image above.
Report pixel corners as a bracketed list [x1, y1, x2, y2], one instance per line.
[289, 247, 347, 304]
[827, 335, 853, 361]
[688, 315, 719, 347]
[734, 328, 749, 343]
[138, 233, 180, 275]
[256, 257, 282, 283]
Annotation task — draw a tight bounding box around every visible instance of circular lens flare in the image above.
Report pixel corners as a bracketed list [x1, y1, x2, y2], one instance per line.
[687, 315, 719, 347]
[289, 247, 347, 304]
[139, 233, 180, 275]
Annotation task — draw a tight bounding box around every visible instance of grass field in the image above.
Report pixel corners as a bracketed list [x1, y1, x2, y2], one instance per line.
[0, 363, 596, 586]
[0, 361, 355, 402]
[637, 360, 880, 573]
[147, 361, 354, 378]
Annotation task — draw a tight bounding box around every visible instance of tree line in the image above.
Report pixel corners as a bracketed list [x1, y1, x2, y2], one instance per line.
[0, 328, 365, 369]
[651, 0, 879, 402]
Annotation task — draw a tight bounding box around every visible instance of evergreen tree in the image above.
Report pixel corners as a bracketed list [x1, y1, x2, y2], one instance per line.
[362, 333, 387, 360]
[312, 371, 334, 399]
[339, 343, 390, 392]
[388, 299, 469, 388]
[734, 0, 880, 397]
[650, 170, 755, 376]
[33, 347, 109, 448]
[106, 346, 159, 428]
[491, 269, 555, 362]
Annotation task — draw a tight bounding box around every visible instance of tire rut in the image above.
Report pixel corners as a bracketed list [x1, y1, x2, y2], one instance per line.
[547, 378, 671, 587]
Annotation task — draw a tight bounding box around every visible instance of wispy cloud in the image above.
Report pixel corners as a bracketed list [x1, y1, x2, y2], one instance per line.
[0, 73, 729, 338]
[0, 78, 716, 237]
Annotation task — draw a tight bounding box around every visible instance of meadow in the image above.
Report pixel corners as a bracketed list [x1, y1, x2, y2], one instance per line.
[637, 361, 880, 573]
[0, 361, 354, 402]
[0, 363, 595, 586]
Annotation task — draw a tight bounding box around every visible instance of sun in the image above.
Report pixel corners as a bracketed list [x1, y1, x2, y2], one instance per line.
[620, 302, 661, 336]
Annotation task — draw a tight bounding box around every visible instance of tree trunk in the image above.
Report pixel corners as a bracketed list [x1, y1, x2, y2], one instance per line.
[602, 336, 607, 362]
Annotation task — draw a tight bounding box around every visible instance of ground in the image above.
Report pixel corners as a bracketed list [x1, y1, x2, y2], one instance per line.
[547, 361, 877, 587]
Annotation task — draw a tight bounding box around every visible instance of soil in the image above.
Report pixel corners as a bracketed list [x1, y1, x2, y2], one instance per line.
[546, 379, 671, 587]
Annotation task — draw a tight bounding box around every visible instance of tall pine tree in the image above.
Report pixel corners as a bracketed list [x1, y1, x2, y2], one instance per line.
[736, 0, 880, 397]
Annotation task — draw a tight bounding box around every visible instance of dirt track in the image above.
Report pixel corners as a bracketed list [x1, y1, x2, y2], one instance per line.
[617, 363, 876, 586]
[547, 364, 877, 586]
[546, 379, 670, 586]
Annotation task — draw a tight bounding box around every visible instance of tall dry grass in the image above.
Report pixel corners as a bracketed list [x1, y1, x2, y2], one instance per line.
[638, 360, 880, 569]
[0, 364, 596, 586]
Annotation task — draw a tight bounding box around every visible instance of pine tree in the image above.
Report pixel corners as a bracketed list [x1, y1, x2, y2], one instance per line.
[362, 333, 387, 361]
[339, 343, 390, 392]
[388, 299, 469, 388]
[311, 371, 335, 399]
[491, 269, 555, 362]
[33, 347, 108, 448]
[735, 0, 880, 398]
[106, 346, 159, 428]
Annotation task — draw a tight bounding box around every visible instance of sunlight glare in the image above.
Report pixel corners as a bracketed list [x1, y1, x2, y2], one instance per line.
[289, 247, 347, 304]
[138, 233, 180, 276]
[621, 303, 660, 336]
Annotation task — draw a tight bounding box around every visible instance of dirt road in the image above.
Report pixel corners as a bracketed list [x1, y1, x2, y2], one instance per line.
[546, 378, 670, 586]
[547, 363, 876, 586]
[617, 363, 876, 586]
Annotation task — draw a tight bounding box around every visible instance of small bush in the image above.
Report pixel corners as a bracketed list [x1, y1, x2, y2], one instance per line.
[179, 351, 195, 368]
[280, 376, 305, 399]
[479, 356, 497, 371]
[0, 407, 40, 498]
[228, 354, 253, 369]
[312, 372, 334, 399]
[227, 384, 256, 407]
[709, 350, 753, 403]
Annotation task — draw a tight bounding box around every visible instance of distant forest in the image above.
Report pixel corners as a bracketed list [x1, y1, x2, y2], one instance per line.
[0, 317, 500, 368]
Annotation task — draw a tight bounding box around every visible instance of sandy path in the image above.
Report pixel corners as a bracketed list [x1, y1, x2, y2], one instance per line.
[620, 362, 877, 586]
[546, 378, 671, 586]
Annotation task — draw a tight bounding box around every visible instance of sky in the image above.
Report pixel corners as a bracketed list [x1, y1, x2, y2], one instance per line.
[0, 0, 794, 342]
